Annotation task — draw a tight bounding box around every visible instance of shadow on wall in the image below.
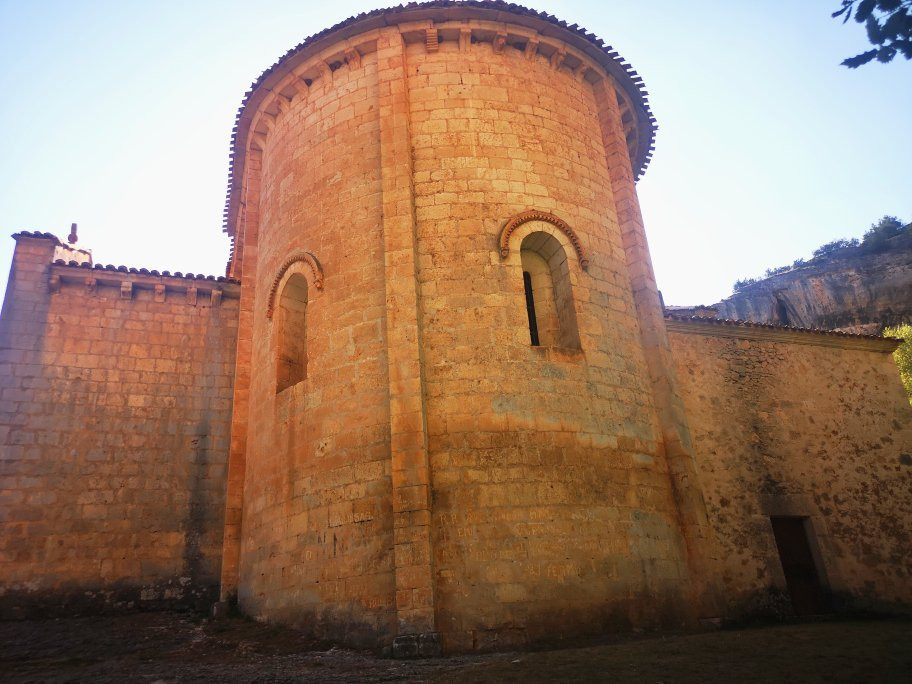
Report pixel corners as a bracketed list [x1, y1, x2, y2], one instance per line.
[183, 420, 209, 595]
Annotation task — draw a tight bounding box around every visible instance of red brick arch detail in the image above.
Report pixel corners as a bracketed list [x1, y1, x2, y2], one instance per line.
[266, 250, 324, 319]
[498, 210, 589, 270]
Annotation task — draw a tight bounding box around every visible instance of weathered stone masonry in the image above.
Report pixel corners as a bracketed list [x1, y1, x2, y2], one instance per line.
[214, 0, 912, 652]
[0, 233, 239, 617]
[1, 0, 910, 655]
[667, 317, 912, 617]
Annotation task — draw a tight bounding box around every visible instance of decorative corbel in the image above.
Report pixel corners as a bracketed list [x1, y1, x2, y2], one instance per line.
[459, 27, 472, 52]
[425, 28, 439, 53]
[344, 47, 361, 69]
[288, 70, 310, 97]
[573, 61, 589, 81]
[492, 32, 507, 55]
[318, 61, 333, 84]
[550, 49, 566, 70]
[259, 110, 277, 132]
[250, 132, 268, 152]
[272, 93, 291, 115]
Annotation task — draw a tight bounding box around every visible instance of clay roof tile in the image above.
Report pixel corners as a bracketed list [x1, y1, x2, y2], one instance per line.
[12, 231, 63, 246]
[663, 313, 893, 342]
[220, 0, 658, 252]
[49, 260, 235, 283]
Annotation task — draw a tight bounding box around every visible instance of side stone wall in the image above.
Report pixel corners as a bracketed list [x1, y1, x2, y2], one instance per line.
[0, 234, 238, 617]
[667, 321, 912, 616]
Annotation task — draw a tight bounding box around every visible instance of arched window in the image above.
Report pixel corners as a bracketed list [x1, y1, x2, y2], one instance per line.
[520, 232, 580, 349]
[275, 273, 308, 392]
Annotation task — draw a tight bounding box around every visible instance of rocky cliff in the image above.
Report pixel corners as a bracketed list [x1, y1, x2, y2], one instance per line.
[709, 234, 912, 335]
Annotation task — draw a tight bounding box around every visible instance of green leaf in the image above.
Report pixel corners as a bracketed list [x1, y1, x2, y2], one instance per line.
[882, 9, 909, 37]
[855, 0, 877, 21]
[842, 48, 879, 66]
[832, 2, 852, 20]
[883, 323, 912, 407]
[865, 15, 885, 43]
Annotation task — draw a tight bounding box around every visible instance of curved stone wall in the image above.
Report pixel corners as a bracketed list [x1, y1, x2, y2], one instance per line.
[237, 48, 397, 645]
[226, 3, 702, 652]
[404, 35, 691, 650]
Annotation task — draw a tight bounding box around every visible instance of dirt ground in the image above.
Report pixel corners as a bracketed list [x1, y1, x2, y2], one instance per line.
[1, 613, 910, 683]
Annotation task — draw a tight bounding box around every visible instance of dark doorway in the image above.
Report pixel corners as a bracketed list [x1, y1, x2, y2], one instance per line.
[770, 516, 829, 616]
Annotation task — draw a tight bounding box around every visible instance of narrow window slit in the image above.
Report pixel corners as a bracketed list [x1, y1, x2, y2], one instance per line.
[523, 270, 540, 346]
[519, 231, 581, 350]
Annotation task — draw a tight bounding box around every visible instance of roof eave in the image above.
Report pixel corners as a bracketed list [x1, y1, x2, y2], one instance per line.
[222, 1, 658, 241]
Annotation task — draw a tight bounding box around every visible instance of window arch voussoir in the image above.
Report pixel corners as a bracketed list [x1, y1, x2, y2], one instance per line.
[266, 250, 324, 320]
[498, 210, 588, 270]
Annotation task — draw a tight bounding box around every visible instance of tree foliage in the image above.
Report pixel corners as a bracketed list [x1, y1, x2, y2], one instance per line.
[833, 0, 912, 67]
[732, 277, 758, 293]
[729, 215, 907, 296]
[813, 238, 859, 258]
[884, 323, 912, 405]
[764, 265, 791, 277]
[860, 215, 906, 252]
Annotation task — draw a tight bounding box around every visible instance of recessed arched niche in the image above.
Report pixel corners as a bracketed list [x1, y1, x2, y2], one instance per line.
[275, 272, 308, 392]
[266, 251, 324, 393]
[498, 211, 585, 350]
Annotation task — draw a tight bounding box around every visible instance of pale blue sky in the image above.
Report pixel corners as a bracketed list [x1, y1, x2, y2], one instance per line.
[0, 0, 908, 306]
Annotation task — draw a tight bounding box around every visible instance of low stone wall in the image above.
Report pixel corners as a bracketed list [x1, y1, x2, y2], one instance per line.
[0, 234, 239, 617]
[667, 318, 912, 617]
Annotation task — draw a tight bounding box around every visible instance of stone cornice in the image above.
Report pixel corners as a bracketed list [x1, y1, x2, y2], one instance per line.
[665, 317, 900, 354]
[49, 263, 241, 300]
[222, 0, 658, 250]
